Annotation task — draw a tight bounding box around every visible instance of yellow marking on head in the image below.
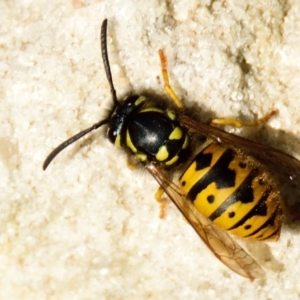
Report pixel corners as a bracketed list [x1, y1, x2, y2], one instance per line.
[114, 135, 121, 147]
[156, 145, 169, 161]
[134, 96, 147, 106]
[126, 130, 137, 153]
[169, 127, 182, 140]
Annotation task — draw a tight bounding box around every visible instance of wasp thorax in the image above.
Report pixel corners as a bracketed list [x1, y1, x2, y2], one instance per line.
[106, 94, 190, 166]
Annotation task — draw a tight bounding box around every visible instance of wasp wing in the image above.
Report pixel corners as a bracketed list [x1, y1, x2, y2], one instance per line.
[146, 163, 264, 281]
[179, 114, 300, 187]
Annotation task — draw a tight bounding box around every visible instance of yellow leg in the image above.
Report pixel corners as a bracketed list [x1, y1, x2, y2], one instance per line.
[158, 50, 183, 108]
[155, 186, 164, 201]
[127, 151, 169, 218]
[210, 110, 277, 127]
[155, 186, 168, 219]
[127, 157, 168, 218]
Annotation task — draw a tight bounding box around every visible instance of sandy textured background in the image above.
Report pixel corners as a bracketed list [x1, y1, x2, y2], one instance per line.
[2, 0, 300, 299]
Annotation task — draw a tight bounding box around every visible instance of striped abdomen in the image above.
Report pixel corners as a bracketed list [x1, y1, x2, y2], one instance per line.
[179, 143, 282, 241]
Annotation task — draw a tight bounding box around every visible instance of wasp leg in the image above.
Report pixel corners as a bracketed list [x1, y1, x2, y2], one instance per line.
[159, 50, 183, 109]
[210, 110, 277, 127]
[127, 156, 168, 218]
[155, 186, 168, 219]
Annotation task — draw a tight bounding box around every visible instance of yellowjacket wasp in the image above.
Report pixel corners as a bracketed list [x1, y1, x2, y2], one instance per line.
[43, 19, 300, 280]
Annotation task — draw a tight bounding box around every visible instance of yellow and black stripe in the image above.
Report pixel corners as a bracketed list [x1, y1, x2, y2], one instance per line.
[179, 143, 282, 241]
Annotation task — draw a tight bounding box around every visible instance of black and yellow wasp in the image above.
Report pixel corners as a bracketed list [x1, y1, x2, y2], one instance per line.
[43, 19, 300, 281]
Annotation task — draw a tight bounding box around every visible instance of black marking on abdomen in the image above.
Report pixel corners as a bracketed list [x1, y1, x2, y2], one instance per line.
[244, 203, 280, 239]
[195, 152, 213, 170]
[188, 148, 236, 201]
[209, 168, 259, 221]
[227, 186, 272, 230]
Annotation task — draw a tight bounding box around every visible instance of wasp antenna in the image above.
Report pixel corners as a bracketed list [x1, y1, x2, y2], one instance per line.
[101, 19, 118, 105]
[43, 119, 109, 170]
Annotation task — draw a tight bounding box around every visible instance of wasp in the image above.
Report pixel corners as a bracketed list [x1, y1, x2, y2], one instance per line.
[43, 19, 300, 281]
